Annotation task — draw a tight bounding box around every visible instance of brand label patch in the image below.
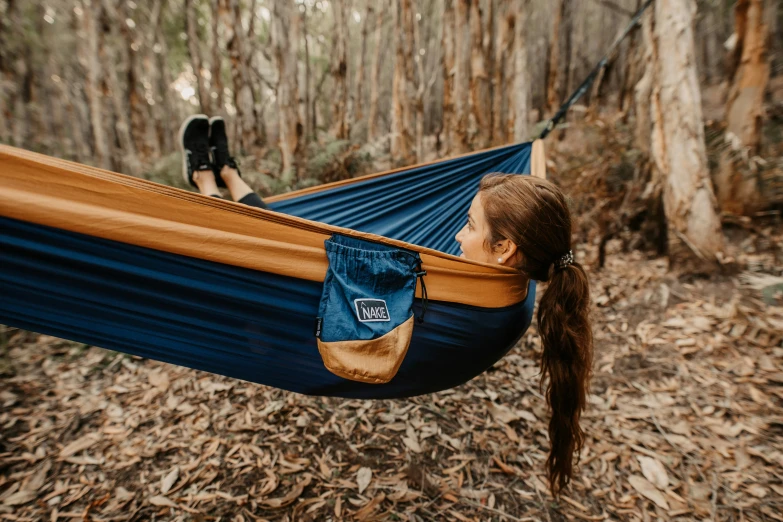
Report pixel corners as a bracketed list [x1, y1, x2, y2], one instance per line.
[354, 298, 391, 323]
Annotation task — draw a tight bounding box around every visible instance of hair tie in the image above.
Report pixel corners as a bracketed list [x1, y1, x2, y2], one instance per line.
[554, 250, 574, 271]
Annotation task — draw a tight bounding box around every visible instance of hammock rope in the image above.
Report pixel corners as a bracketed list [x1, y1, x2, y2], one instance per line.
[540, 0, 655, 139]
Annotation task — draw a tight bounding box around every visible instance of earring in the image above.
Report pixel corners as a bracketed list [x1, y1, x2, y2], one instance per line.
[497, 258, 503, 263]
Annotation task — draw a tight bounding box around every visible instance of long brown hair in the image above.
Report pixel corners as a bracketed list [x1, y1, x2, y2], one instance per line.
[479, 173, 593, 495]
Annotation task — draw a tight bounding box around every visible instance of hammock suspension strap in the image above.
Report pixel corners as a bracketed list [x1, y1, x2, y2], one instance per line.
[539, 0, 655, 139]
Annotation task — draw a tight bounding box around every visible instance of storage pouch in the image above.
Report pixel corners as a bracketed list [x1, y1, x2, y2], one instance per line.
[316, 234, 424, 384]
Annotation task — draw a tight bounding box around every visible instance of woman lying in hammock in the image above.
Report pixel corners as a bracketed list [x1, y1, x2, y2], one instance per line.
[179, 114, 593, 495]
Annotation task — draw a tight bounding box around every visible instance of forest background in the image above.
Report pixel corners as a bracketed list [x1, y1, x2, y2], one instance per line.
[1, 0, 783, 520]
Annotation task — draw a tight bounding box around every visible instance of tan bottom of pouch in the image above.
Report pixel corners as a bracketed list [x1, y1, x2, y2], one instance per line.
[316, 316, 415, 384]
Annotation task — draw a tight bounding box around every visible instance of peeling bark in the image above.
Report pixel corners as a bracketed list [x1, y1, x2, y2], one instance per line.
[636, 0, 725, 269]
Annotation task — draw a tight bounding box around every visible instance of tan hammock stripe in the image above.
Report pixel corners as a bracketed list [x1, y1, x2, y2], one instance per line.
[0, 145, 529, 308]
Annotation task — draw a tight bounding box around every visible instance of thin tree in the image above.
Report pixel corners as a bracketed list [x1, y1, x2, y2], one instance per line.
[272, 0, 303, 184]
[441, 0, 455, 152]
[331, 0, 349, 140]
[367, 2, 384, 141]
[715, 0, 770, 215]
[185, 0, 210, 113]
[84, 0, 111, 169]
[469, 0, 490, 149]
[491, 3, 513, 145]
[512, 0, 530, 143]
[354, 0, 372, 127]
[635, 0, 724, 268]
[224, 0, 261, 154]
[453, 0, 471, 153]
[390, 0, 415, 166]
[210, 0, 224, 115]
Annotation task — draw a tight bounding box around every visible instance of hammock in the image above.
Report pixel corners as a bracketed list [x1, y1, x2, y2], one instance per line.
[0, 140, 546, 398]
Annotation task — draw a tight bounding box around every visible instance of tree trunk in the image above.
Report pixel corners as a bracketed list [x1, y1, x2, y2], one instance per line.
[153, 0, 176, 154]
[453, 0, 471, 153]
[330, 0, 349, 140]
[512, 2, 530, 143]
[413, 0, 426, 161]
[637, 0, 725, 268]
[441, 0, 455, 152]
[390, 0, 415, 166]
[491, 4, 512, 145]
[272, 0, 303, 184]
[0, 0, 14, 144]
[137, 0, 164, 160]
[715, 0, 770, 215]
[302, 6, 313, 143]
[619, 0, 643, 118]
[104, 0, 142, 175]
[367, 2, 384, 142]
[185, 0, 210, 113]
[121, 0, 151, 161]
[546, 0, 564, 116]
[84, 0, 111, 169]
[469, 0, 490, 149]
[225, 0, 261, 154]
[210, 0, 224, 114]
[354, 0, 372, 128]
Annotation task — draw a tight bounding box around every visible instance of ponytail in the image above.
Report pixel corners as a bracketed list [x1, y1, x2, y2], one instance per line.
[537, 261, 593, 495]
[477, 173, 593, 495]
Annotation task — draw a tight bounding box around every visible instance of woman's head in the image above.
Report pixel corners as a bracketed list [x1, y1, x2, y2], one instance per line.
[458, 173, 593, 495]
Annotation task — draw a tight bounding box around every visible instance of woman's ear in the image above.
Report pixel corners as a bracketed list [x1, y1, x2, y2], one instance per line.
[494, 239, 518, 263]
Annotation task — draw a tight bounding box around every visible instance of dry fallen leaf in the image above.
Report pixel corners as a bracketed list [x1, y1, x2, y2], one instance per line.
[160, 466, 179, 495]
[637, 456, 668, 489]
[261, 475, 313, 508]
[356, 467, 372, 495]
[59, 434, 100, 459]
[149, 495, 178, 508]
[628, 475, 669, 509]
[746, 484, 768, 498]
[148, 370, 170, 391]
[2, 490, 37, 507]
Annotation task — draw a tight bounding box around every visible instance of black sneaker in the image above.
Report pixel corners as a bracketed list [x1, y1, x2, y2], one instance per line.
[178, 114, 212, 188]
[209, 116, 240, 188]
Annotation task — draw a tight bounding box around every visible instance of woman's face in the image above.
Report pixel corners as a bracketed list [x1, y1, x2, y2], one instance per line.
[455, 192, 496, 264]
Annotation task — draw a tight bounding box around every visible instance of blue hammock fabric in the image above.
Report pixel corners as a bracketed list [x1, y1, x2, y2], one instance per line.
[0, 142, 537, 398]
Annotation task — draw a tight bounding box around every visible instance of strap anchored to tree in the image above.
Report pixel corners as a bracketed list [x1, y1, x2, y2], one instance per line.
[539, 0, 655, 140]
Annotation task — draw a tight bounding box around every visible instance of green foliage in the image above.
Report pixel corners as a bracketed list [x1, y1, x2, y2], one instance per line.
[144, 152, 191, 190]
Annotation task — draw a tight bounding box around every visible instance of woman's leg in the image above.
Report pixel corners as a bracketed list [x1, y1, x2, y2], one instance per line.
[220, 166, 268, 209]
[193, 170, 222, 198]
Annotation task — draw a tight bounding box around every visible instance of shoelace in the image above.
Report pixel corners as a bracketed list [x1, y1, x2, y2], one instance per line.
[191, 143, 211, 169]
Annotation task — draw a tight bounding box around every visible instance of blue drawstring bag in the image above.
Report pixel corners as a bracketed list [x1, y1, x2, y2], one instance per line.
[315, 234, 426, 383]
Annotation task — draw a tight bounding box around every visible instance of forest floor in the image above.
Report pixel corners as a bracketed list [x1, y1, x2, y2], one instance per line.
[1, 120, 783, 521]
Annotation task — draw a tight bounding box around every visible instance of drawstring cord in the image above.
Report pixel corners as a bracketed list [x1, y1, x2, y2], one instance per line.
[415, 262, 428, 324]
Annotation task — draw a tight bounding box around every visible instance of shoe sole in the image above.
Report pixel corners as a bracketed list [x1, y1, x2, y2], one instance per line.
[178, 114, 209, 186]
